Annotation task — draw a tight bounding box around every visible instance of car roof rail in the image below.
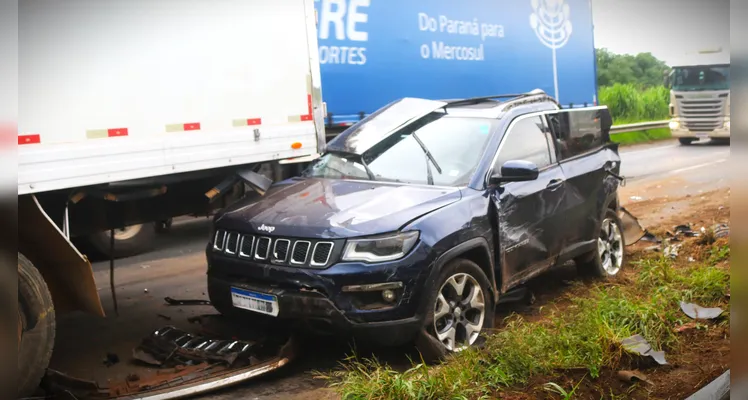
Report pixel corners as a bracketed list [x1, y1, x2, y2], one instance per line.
[444, 88, 560, 108]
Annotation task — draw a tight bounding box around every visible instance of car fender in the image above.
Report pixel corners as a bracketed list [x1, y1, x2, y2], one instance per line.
[416, 237, 498, 315]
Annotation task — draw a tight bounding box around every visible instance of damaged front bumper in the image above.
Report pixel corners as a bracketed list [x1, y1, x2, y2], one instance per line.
[207, 274, 422, 346]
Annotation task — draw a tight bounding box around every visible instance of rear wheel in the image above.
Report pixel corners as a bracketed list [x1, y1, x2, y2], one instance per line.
[18, 253, 56, 397]
[87, 222, 156, 258]
[416, 258, 494, 362]
[576, 209, 625, 278]
[679, 138, 695, 145]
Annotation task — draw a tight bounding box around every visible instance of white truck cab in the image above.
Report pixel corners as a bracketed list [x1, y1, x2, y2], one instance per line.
[665, 49, 730, 145]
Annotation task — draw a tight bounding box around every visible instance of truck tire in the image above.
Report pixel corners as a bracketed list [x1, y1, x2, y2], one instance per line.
[679, 138, 695, 145]
[87, 222, 156, 259]
[18, 253, 56, 398]
[575, 209, 625, 278]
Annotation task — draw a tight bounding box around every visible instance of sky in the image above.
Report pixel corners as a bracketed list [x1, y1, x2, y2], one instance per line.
[591, 0, 729, 65]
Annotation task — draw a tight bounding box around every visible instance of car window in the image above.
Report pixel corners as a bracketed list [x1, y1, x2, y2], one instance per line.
[548, 109, 605, 160]
[306, 114, 497, 186]
[493, 116, 553, 172]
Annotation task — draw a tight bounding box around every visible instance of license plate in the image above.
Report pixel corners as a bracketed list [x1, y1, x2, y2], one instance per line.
[230, 287, 279, 317]
[696, 133, 710, 138]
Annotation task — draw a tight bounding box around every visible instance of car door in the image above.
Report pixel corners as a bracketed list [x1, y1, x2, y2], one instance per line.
[490, 115, 566, 290]
[546, 108, 616, 253]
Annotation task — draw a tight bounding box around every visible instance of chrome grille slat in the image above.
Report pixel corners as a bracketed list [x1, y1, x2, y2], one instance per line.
[290, 241, 311, 265]
[254, 237, 271, 260]
[273, 239, 290, 262]
[213, 230, 226, 251]
[311, 242, 333, 267]
[224, 232, 239, 255]
[238, 235, 254, 258]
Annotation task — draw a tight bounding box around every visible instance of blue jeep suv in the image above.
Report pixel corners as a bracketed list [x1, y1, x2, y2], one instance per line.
[206, 91, 625, 355]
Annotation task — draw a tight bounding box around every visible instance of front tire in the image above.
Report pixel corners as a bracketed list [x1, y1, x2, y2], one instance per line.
[18, 253, 56, 397]
[576, 209, 625, 278]
[416, 258, 494, 361]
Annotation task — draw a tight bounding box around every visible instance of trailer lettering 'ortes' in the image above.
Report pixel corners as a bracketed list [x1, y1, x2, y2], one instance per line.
[665, 49, 730, 145]
[16, 0, 325, 396]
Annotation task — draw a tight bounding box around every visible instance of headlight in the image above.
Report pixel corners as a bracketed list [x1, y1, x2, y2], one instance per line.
[668, 120, 680, 130]
[342, 231, 420, 263]
[725, 120, 730, 129]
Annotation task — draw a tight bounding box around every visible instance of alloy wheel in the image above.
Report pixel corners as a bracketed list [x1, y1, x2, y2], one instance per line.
[598, 218, 624, 275]
[433, 273, 486, 352]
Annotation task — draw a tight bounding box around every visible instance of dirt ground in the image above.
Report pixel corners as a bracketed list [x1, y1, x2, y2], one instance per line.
[44, 185, 730, 400]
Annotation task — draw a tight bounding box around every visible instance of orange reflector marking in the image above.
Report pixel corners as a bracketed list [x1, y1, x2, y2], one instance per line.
[291, 142, 302, 149]
[18, 134, 40, 145]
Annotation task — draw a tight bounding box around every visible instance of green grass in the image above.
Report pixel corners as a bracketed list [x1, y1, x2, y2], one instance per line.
[325, 245, 729, 400]
[611, 127, 671, 146]
[599, 84, 669, 122]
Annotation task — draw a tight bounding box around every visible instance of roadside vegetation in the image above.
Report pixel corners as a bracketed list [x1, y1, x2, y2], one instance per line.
[324, 236, 730, 399]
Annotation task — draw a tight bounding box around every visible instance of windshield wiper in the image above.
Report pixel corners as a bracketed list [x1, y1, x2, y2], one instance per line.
[359, 157, 376, 181]
[411, 132, 442, 185]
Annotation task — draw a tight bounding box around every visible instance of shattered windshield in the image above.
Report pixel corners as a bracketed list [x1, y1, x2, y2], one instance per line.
[671, 65, 729, 91]
[305, 113, 497, 186]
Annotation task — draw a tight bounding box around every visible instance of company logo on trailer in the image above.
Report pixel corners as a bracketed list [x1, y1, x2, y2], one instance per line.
[529, 0, 573, 101]
[317, 0, 370, 65]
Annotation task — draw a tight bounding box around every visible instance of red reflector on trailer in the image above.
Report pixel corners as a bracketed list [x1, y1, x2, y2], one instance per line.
[18, 134, 41, 145]
[107, 128, 128, 137]
[184, 123, 201, 131]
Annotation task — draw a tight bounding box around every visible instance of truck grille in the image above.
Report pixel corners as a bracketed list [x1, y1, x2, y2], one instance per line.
[675, 94, 727, 132]
[213, 229, 335, 268]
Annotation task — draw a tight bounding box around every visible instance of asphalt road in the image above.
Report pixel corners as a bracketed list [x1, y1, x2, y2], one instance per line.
[69, 138, 729, 399]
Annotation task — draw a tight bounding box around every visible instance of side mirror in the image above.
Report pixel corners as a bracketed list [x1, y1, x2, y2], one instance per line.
[488, 160, 539, 185]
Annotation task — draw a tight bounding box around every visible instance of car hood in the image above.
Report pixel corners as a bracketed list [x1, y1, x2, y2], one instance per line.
[215, 178, 461, 239]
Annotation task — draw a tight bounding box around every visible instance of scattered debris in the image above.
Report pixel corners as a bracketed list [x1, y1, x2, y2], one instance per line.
[663, 243, 682, 259]
[680, 302, 724, 320]
[630, 196, 643, 201]
[674, 322, 700, 333]
[688, 256, 695, 263]
[640, 231, 661, 243]
[144, 288, 149, 293]
[621, 334, 668, 365]
[619, 207, 647, 245]
[157, 314, 172, 321]
[43, 324, 298, 399]
[673, 224, 699, 237]
[617, 370, 654, 386]
[103, 353, 119, 367]
[164, 297, 211, 306]
[713, 223, 729, 238]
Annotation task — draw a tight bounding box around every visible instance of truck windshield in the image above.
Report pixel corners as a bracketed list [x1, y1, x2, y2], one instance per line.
[671, 65, 729, 91]
[304, 114, 497, 186]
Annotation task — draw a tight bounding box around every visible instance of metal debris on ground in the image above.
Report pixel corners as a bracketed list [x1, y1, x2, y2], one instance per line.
[619, 207, 647, 245]
[164, 297, 212, 306]
[663, 243, 682, 259]
[680, 302, 724, 320]
[42, 321, 298, 399]
[617, 370, 654, 386]
[713, 223, 729, 238]
[621, 334, 668, 365]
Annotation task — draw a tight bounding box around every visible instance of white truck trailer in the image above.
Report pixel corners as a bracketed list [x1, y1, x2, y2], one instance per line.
[17, 1, 325, 396]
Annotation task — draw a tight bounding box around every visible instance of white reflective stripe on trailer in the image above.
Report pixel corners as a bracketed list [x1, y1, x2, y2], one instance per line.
[19, 0, 323, 194]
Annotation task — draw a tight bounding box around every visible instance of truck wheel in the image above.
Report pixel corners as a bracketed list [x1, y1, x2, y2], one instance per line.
[416, 258, 494, 362]
[576, 209, 625, 278]
[679, 138, 695, 145]
[87, 222, 156, 258]
[18, 253, 56, 397]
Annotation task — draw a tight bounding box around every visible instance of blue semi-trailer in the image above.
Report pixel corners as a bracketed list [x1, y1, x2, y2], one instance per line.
[313, 0, 599, 128]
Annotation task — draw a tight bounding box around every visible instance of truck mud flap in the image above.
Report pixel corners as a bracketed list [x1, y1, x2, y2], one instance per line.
[42, 319, 297, 400]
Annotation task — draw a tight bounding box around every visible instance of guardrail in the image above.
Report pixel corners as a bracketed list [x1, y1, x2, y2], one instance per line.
[610, 120, 669, 135]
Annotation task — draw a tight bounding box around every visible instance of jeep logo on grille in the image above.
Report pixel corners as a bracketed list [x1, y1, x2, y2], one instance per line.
[257, 224, 275, 233]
